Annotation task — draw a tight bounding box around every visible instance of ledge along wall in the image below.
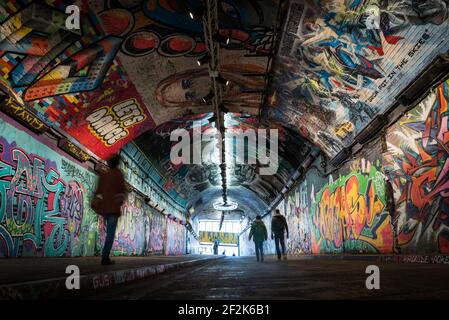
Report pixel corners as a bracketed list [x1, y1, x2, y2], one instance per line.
[0, 113, 186, 257]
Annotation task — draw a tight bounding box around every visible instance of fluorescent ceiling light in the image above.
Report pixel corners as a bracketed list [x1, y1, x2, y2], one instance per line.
[213, 201, 238, 211]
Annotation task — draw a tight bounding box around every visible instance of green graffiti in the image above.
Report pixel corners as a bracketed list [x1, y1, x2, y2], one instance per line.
[310, 161, 393, 254]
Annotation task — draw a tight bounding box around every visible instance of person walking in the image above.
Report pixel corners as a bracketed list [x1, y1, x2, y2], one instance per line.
[249, 215, 268, 262]
[213, 237, 220, 255]
[91, 154, 127, 265]
[271, 209, 289, 260]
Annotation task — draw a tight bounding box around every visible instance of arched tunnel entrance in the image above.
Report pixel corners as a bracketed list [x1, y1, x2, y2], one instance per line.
[1, 0, 449, 302]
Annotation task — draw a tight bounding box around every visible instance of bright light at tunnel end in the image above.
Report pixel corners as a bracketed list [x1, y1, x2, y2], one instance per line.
[213, 201, 238, 211]
[169, 120, 279, 176]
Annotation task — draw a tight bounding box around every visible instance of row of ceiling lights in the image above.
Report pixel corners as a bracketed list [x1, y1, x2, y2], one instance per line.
[189, 3, 232, 106]
[196, 0, 232, 228]
[189, 5, 232, 45]
[198, 58, 230, 105]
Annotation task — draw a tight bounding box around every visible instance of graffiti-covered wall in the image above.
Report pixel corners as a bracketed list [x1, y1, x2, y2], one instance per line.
[384, 79, 449, 254]
[166, 218, 186, 255]
[0, 1, 155, 160]
[0, 113, 187, 257]
[280, 79, 449, 255]
[280, 146, 394, 254]
[148, 209, 167, 254]
[98, 193, 148, 256]
[0, 114, 99, 257]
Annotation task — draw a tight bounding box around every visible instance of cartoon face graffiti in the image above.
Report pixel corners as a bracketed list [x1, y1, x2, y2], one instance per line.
[156, 64, 266, 109]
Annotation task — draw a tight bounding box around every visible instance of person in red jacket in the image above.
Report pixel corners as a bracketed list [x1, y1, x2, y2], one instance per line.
[92, 154, 127, 265]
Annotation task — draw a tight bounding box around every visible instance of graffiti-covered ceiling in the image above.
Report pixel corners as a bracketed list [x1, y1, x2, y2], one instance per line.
[1, 0, 449, 215]
[0, 0, 289, 213]
[134, 112, 310, 212]
[0, 0, 278, 160]
[266, 0, 449, 157]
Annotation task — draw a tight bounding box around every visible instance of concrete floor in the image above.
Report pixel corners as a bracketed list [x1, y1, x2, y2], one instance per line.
[89, 255, 449, 300]
[0, 255, 209, 285]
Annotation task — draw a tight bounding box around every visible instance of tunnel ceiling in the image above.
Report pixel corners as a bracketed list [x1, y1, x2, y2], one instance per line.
[265, 0, 449, 157]
[1, 0, 449, 215]
[134, 112, 311, 211]
[0, 0, 279, 161]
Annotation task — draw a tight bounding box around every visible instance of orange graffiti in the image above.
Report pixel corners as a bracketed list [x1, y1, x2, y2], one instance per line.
[312, 173, 393, 253]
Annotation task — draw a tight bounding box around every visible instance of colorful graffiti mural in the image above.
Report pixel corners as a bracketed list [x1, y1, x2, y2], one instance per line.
[269, 0, 449, 157]
[98, 193, 148, 256]
[0, 113, 189, 258]
[279, 180, 312, 254]
[384, 79, 449, 254]
[0, 114, 98, 257]
[199, 231, 238, 244]
[0, 1, 156, 159]
[135, 112, 309, 205]
[310, 158, 393, 253]
[98, 0, 275, 57]
[147, 209, 166, 253]
[280, 152, 394, 255]
[93, 0, 279, 124]
[0, 0, 283, 204]
[166, 218, 186, 255]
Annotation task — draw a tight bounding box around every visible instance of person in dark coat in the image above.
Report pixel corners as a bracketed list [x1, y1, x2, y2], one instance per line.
[271, 209, 289, 260]
[213, 237, 220, 255]
[92, 154, 127, 265]
[249, 215, 268, 262]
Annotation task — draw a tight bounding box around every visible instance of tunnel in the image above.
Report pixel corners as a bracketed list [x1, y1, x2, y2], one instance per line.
[1, 0, 449, 303]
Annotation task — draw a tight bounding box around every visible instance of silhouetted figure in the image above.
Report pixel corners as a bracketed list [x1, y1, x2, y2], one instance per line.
[222, 250, 226, 256]
[249, 215, 268, 262]
[92, 154, 127, 265]
[271, 209, 289, 260]
[213, 238, 220, 255]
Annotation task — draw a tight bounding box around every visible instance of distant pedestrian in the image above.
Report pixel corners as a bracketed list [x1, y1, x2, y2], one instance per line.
[249, 215, 268, 262]
[271, 209, 289, 260]
[91, 154, 127, 265]
[213, 238, 220, 255]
